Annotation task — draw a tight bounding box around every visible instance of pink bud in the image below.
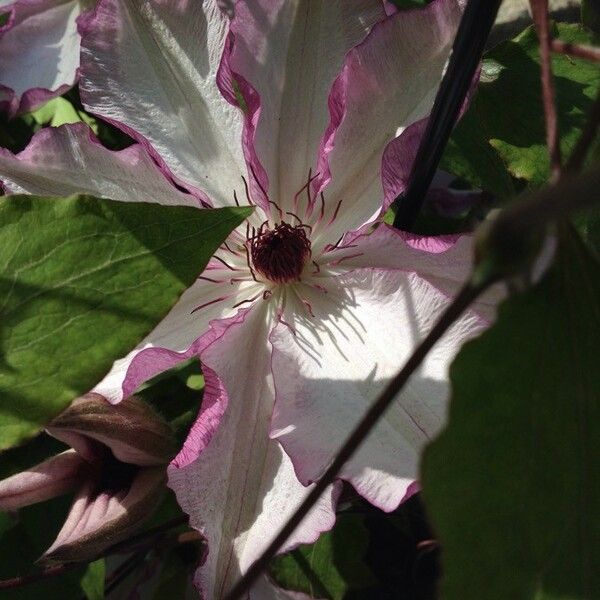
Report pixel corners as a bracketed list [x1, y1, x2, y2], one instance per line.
[0, 450, 87, 511]
[43, 466, 167, 563]
[47, 394, 177, 466]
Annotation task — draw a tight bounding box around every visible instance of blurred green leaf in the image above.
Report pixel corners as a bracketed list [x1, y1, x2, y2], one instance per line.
[0, 195, 251, 449]
[26, 97, 98, 131]
[442, 24, 600, 197]
[80, 559, 105, 600]
[136, 359, 204, 446]
[422, 227, 600, 599]
[270, 514, 376, 599]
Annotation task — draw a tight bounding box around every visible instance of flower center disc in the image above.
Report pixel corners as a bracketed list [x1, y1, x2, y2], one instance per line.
[250, 222, 311, 283]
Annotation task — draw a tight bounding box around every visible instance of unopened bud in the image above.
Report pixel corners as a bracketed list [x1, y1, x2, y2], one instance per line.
[47, 394, 177, 466]
[42, 466, 166, 563]
[0, 450, 87, 511]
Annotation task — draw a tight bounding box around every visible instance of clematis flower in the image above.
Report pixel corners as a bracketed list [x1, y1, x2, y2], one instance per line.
[0, 0, 499, 596]
[0, 394, 176, 562]
[0, 0, 92, 116]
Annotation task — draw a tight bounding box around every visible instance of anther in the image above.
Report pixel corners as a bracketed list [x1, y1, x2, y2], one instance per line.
[249, 222, 311, 284]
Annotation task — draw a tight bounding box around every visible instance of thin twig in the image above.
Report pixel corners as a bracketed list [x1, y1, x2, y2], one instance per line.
[105, 550, 149, 597]
[392, 0, 503, 230]
[0, 563, 79, 590]
[224, 279, 491, 600]
[551, 39, 600, 63]
[0, 515, 190, 591]
[106, 515, 189, 555]
[565, 90, 600, 173]
[530, 0, 562, 181]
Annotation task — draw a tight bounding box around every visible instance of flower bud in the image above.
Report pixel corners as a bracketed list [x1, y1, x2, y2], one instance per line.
[42, 466, 167, 563]
[0, 450, 87, 511]
[47, 393, 177, 466]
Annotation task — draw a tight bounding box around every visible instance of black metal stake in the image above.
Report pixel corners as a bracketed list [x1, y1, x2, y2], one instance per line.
[392, 0, 503, 231]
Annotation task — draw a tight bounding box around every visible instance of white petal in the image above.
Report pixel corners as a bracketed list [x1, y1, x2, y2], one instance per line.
[79, 0, 246, 206]
[270, 268, 485, 511]
[94, 268, 262, 403]
[322, 224, 504, 322]
[313, 0, 464, 247]
[0, 0, 82, 114]
[0, 123, 199, 206]
[168, 302, 339, 599]
[229, 0, 384, 211]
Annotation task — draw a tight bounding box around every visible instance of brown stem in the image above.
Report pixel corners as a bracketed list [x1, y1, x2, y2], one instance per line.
[106, 515, 189, 555]
[530, 0, 562, 181]
[565, 90, 600, 173]
[551, 39, 600, 63]
[0, 563, 79, 590]
[0, 515, 190, 591]
[223, 279, 491, 600]
[105, 550, 149, 597]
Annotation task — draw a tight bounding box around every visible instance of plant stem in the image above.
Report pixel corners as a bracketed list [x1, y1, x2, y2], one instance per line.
[530, 0, 562, 182]
[551, 39, 600, 63]
[223, 279, 491, 600]
[0, 515, 190, 591]
[392, 0, 502, 230]
[0, 563, 79, 590]
[105, 550, 149, 597]
[106, 515, 189, 555]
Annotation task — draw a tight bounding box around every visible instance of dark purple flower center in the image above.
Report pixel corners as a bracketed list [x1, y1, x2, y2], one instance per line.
[250, 222, 311, 283]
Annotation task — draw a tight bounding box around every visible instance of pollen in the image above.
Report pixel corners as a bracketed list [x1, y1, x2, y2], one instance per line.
[250, 222, 311, 283]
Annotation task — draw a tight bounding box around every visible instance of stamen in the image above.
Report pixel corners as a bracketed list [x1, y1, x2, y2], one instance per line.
[244, 242, 259, 282]
[268, 199, 284, 222]
[309, 283, 328, 294]
[327, 198, 343, 226]
[233, 190, 240, 207]
[276, 309, 296, 336]
[198, 275, 223, 284]
[213, 255, 240, 271]
[248, 162, 269, 202]
[327, 234, 345, 252]
[232, 293, 262, 309]
[291, 285, 316, 318]
[241, 175, 253, 205]
[285, 211, 303, 224]
[263, 289, 273, 300]
[249, 222, 311, 283]
[312, 260, 320, 274]
[222, 240, 242, 256]
[302, 299, 315, 317]
[330, 252, 364, 266]
[229, 277, 252, 284]
[191, 296, 229, 314]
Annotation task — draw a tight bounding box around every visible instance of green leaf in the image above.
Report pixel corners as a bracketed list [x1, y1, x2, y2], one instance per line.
[442, 24, 600, 197]
[0, 195, 251, 449]
[26, 97, 96, 131]
[270, 514, 376, 599]
[80, 559, 105, 600]
[422, 228, 600, 599]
